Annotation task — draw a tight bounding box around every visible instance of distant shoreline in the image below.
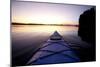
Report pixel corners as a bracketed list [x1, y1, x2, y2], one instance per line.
[12, 23, 79, 27]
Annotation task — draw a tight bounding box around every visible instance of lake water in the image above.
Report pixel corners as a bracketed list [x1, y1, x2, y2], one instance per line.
[12, 25, 94, 65]
[12, 25, 84, 65]
[12, 25, 80, 56]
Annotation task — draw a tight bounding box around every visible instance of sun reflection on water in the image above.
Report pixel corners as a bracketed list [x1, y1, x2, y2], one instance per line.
[12, 25, 78, 34]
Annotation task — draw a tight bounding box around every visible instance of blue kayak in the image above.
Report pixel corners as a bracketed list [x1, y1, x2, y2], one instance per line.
[27, 31, 80, 65]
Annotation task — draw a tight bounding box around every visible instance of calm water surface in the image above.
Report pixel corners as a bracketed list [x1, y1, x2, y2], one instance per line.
[12, 25, 79, 58]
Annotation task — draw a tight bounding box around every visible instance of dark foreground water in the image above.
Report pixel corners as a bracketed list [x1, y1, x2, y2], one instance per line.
[12, 25, 93, 66]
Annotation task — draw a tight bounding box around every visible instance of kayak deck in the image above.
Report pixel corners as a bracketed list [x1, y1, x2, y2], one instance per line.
[27, 31, 80, 65]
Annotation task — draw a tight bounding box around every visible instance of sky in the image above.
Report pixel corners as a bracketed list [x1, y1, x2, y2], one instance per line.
[12, 0, 93, 25]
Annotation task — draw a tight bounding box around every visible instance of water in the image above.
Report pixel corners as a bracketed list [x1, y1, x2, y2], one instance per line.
[12, 25, 79, 55]
[12, 25, 81, 65]
[12, 25, 94, 66]
[12, 25, 78, 35]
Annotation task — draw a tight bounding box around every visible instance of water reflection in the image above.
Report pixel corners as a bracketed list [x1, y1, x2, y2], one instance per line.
[12, 25, 80, 65]
[12, 25, 78, 36]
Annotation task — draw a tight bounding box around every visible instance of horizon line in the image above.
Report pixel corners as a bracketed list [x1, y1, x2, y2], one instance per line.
[12, 23, 79, 26]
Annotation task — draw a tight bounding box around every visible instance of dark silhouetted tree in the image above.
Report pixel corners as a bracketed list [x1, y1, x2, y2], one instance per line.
[78, 7, 96, 61]
[78, 7, 96, 44]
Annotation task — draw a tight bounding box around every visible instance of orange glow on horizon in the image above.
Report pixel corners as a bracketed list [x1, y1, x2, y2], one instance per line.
[12, 15, 78, 25]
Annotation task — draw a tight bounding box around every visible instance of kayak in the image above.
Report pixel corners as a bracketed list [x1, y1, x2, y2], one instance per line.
[27, 31, 80, 65]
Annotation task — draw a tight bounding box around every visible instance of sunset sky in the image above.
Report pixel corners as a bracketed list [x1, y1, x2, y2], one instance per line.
[12, 0, 93, 25]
